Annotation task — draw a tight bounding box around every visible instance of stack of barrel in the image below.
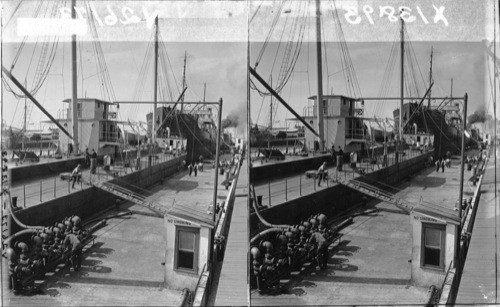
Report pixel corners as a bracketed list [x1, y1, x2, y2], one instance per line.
[250, 213, 335, 294]
[4, 215, 89, 293]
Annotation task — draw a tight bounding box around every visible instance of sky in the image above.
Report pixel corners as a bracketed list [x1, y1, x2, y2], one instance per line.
[1, 0, 499, 136]
[1, 0, 248, 133]
[249, 0, 497, 129]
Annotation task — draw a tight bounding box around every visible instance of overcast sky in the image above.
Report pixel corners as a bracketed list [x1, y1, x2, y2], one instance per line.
[249, 0, 497, 128]
[1, 1, 247, 132]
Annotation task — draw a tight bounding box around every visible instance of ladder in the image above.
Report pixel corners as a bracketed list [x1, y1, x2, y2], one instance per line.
[93, 181, 166, 216]
[333, 177, 413, 213]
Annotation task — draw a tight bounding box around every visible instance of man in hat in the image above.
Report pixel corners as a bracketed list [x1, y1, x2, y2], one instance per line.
[71, 164, 81, 189]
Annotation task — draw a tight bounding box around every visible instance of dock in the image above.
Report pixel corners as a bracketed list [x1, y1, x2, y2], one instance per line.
[250, 153, 472, 305]
[214, 160, 249, 306]
[3, 159, 228, 306]
[456, 155, 499, 304]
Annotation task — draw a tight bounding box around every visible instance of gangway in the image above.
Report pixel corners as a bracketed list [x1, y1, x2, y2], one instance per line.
[333, 177, 413, 213]
[93, 181, 166, 216]
[333, 176, 460, 222]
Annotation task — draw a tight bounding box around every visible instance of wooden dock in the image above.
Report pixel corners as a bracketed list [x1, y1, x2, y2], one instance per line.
[214, 160, 249, 306]
[456, 157, 498, 304]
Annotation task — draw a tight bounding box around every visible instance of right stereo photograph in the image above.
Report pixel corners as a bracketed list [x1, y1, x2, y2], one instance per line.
[248, 0, 498, 305]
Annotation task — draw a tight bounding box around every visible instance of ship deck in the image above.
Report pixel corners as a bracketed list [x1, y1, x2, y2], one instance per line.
[3, 159, 230, 306]
[250, 154, 470, 305]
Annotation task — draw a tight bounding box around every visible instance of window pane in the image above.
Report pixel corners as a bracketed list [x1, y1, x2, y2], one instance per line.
[179, 231, 195, 251]
[425, 227, 441, 248]
[178, 251, 194, 269]
[424, 247, 440, 266]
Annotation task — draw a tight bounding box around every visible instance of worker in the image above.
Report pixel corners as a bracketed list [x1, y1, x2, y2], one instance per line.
[71, 164, 81, 189]
[63, 233, 83, 271]
[337, 146, 344, 171]
[90, 149, 98, 174]
[317, 162, 327, 187]
[331, 145, 337, 167]
[350, 151, 358, 170]
[308, 231, 329, 270]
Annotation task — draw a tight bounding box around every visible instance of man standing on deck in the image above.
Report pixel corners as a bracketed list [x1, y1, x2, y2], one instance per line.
[71, 164, 81, 189]
[308, 231, 328, 270]
[63, 233, 82, 271]
[85, 148, 90, 167]
[350, 151, 358, 170]
[90, 149, 98, 174]
[317, 162, 327, 187]
[331, 145, 337, 167]
[337, 146, 344, 171]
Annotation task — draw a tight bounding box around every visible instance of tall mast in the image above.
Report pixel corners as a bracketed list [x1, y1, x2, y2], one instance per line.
[428, 46, 433, 108]
[203, 83, 206, 102]
[315, 0, 325, 152]
[71, 0, 79, 154]
[399, 11, 405, 144]
[450, 78, 453, 97]
[153, 16, 159, 145]
[23, 78, 26, 152]
[269, 75, 273, 129]
[181, 51, 187, 112]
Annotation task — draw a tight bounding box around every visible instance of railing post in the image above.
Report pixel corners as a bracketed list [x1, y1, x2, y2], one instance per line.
[285, 177, 288, 201]
[268, 181, 271, 207]
[40, 181, 42, 202]
[68, 178, 70, 193]
[314, 178, 316, 191]
[23, 185, 26, 207]
[299, 175, 302, 196]
[54, 177, 56, 198]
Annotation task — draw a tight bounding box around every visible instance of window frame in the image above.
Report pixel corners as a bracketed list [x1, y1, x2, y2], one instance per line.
[420, 222, 446, 271]
[174, 226, 199, 274]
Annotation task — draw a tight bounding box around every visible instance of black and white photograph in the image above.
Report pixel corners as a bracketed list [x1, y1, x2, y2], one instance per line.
[248, 0, 500, 305]
[1, 1, 247, 306]
[2, 0, 500, 306]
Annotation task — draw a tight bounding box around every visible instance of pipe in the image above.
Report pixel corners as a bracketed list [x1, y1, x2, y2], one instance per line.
[86, 219, 107, 233]
[250, 228, 285, 245]
[331, 216, 354, 232]
[2, 229, 39, 246]
[7, 194, 44, 230]
[250, 185, 290, 229]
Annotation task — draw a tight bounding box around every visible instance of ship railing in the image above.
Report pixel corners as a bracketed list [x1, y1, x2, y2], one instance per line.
[253, 147, 433, 208]
[7, 150, 185, 209]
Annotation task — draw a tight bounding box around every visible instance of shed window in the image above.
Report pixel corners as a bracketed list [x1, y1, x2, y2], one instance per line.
[421, 223, 445, 270]
[175, 226, 199, 272]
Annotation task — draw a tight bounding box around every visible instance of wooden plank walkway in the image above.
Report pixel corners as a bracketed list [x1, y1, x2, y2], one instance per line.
[456, 157, 499, 304]
[214, 160, 249, 306]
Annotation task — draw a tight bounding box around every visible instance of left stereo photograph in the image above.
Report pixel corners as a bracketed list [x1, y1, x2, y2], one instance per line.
[1, 1, 250, 306]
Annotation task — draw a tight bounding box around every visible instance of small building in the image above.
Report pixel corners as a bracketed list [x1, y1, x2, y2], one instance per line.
[55, 98, 121, 156]
[410, 204, 460, 287]
[292, 95, 368, 153]
[163, 205, 214, 290]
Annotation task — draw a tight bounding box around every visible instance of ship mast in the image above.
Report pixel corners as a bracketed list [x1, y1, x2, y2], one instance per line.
[399, 11, 405, 148]
[315, 0, 325, 152]
[427, 46, 433, 108]
[181, 51, 187, 112]
[71, 0, 79, 154]
[153, 16, 159, 146]
[23, 78, 27, 152]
